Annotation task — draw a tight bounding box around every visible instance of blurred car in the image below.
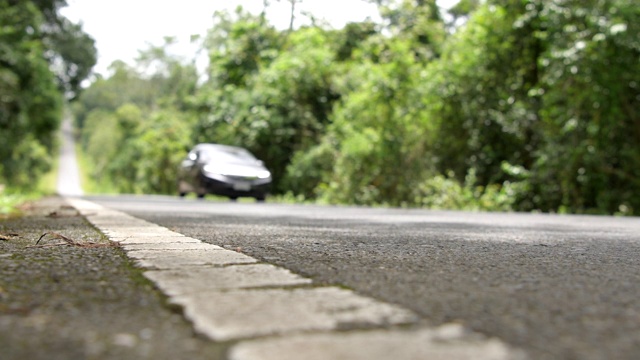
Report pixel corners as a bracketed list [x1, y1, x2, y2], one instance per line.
[177, 143, 271, 201]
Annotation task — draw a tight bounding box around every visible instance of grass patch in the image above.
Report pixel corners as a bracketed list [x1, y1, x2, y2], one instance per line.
[0, 190, 30, 215]
[0, 126, 66, 216]
[75, 143, 117, 194]
[0, 161, 58, 216]
[40, 150, 59, 195]
[0, 187, 50, 216]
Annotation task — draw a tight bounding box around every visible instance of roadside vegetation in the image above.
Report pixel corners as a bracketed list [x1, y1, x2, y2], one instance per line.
[0, 0, 96, 214]
[2, 0, 638, 215]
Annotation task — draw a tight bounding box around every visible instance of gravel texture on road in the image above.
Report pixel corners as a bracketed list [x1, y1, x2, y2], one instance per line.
[0, 196, 227, 360]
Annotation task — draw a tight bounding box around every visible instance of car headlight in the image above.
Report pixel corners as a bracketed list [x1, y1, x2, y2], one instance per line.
[257, 170, 271, 179]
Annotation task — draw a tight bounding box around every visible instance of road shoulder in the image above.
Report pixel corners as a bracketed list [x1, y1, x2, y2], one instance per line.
[0, 196, 226, 360]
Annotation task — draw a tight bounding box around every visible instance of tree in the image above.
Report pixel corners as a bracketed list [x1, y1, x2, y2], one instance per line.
[43, 15, 97, 99]
[333, 20, 379, 61]
[0, 0, 95, 189]
[0, 0, 62, 187]
[527, 0, 640, 213]
[369, 0, 446, 60]
[284, 2, 447, 204]
[426, 0, 639, 214]
[300, 38, 434, 205]
[203, 7, 283, 88]
[428, 2, 543, 187]
[135, 37, 199, 110]
[72, 61, 155, 130]
[447, 0, 480, 27]
[194, 24, 339, 194]
[27, 0, 97, 99]
[74, 39, 199, 194]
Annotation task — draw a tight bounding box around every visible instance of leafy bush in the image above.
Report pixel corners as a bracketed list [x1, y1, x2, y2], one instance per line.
[415, 169, 525, 212]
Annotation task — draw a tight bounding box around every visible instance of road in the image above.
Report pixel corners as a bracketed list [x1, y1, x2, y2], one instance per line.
[78, 194, 640, 360]
[56, 117, 83, 196]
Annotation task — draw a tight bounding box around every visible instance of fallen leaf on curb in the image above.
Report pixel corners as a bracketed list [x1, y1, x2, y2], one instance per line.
[47, 210, 81, 218]
[28, 232, 120, 249]
[36, 232, 77, 246]
[0, 232, 19, 241]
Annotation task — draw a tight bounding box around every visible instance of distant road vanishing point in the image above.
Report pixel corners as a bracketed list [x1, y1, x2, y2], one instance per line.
[56, 117, 84, 197]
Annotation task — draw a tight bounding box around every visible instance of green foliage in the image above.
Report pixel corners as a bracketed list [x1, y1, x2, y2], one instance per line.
[204, 7, 283, 87]
[72, 61, 170, 130]
[82, 109, 122, 181]
[377, 0, 445, 60]
[427, 2, 541, 185]
[526, 0, 640, 214]
[0, 0, 62, 189]
[333, 21, 379, 61]
[129, 109, 192, 194]
[284, 139, 336, 199]
[0, 191, 27, 215]
[136, 37, 199, 110]
[79, 100, 193, 195]
[313, 38, 435, 206]
[42, 15, 97, 99]
[73, 1, 639, 214]
[195, 24, 340, 193]
[74, 41, 198, 195]
[0, 188, 45, 215]
[0, 0, 95, 191]
[422, 0, 639, 214]
[415, 169, 525, 211]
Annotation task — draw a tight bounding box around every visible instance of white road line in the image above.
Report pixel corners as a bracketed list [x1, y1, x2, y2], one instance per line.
[66, 197, 524, 360]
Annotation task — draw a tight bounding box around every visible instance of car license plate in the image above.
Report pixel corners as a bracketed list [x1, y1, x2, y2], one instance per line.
[233, 182, 251, 191]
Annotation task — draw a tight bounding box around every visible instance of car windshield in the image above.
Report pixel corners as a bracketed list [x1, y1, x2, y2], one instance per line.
[201, 146, 257, 164]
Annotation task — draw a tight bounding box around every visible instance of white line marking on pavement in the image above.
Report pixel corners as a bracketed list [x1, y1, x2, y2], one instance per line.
[65, 197, 524, 360]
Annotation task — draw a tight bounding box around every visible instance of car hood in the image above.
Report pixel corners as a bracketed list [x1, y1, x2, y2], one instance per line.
[202, 162, 271, 178]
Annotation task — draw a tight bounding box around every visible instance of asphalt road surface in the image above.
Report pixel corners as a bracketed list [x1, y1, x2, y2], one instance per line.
[82, 194, 640, 360]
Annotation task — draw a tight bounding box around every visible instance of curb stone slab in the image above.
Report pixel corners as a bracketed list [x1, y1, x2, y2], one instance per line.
[229, 324, 525, 360]
[171, 287, 418, 341]
[109, 236, 203, 244]
[143, 264, 312, 297]
[127, 248, 257, 268]
[120, 242, 223, 251]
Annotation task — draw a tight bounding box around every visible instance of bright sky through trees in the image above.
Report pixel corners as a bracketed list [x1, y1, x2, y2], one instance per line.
[61, 0, 384, 75]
